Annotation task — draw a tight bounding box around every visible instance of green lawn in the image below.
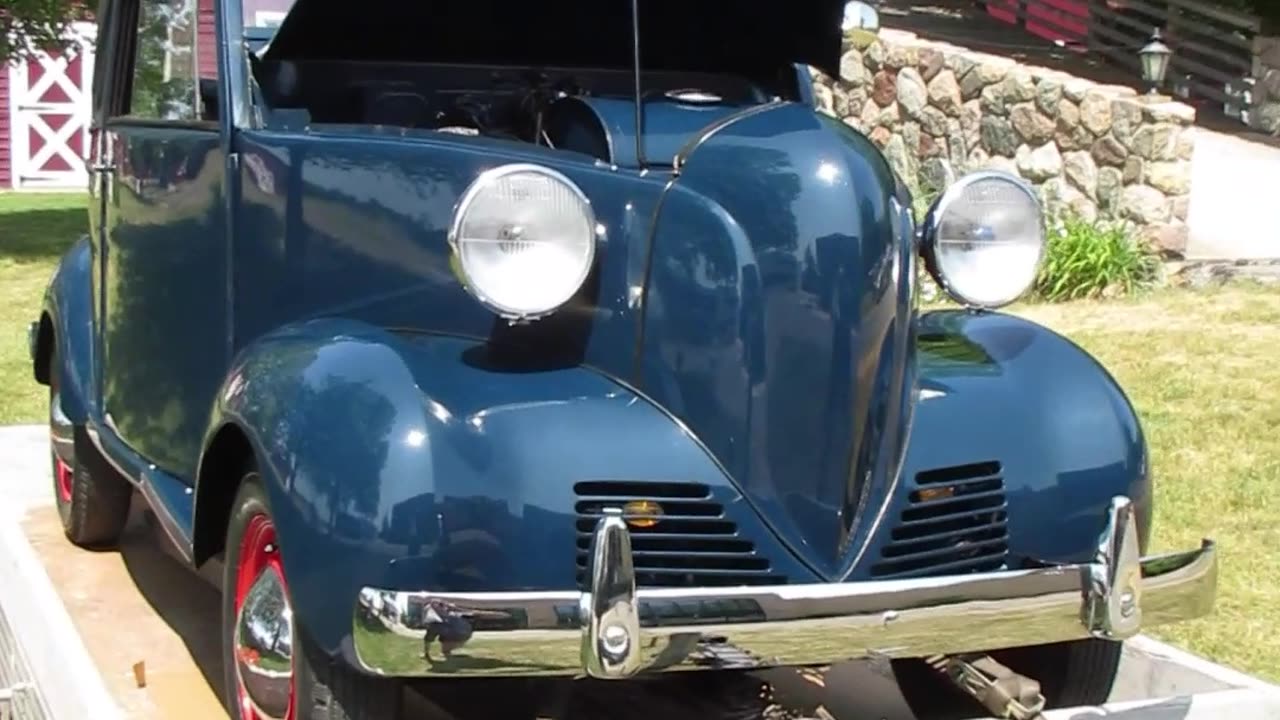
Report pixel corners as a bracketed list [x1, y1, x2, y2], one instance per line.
[0, 193, 85, 424]
[1014, 288, 1280, 681]
[0, 192, 1277, 682]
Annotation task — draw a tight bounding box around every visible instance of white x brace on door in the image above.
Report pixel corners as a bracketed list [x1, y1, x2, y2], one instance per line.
[6, 23, 96, 190]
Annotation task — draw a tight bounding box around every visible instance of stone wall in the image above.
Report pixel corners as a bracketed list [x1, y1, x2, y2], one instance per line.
[1252, 36, 1280, 135]
[812, 29, 1198, 258]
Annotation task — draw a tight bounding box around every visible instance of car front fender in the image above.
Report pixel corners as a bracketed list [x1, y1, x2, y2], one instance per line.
[200, 318, 812, 656]
[891, 309, 1151, 568]
[36, 235, 97, 424]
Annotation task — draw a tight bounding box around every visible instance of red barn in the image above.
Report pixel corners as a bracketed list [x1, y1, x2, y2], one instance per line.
[985, 0, 1091, 45]
[1, 0, 242, 190]
[1, 23, 96, 190]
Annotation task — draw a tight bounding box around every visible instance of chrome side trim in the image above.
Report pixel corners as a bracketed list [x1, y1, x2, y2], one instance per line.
[352, 495, 1216, 679]
[85, 424, 194, 565]
[671, 100, 785, 173]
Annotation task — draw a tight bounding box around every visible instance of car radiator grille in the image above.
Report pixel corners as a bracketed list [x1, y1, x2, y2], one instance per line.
[870, 461, 1009, 579]
[574, 481, 783, 589]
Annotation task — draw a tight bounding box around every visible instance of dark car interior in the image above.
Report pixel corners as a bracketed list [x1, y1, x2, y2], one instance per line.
[249, 58, 776, 144]
[224, 0, 839, 162]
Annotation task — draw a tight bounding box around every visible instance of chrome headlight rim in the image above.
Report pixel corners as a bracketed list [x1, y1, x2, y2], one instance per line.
[920, 170, 1045, 310]
[447, 163, 597, 322]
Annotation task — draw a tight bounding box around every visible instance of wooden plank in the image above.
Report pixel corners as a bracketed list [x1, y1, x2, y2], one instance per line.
[1007, 0, 1091, 41]
[1022, 0, 1091, 40]
[196, 0, 216, 80]
[1094, 39, 1143, 69]
[1093, 21, 1236, 106]
[1167, 0, 1262, 33]
[1101, 3, 1254, 52]
[1183, 77, 1232, 104]
[1170, 52, 1246, 87]
[1104, 0, 1170, 24]
[1088, 20, 1145, 50]
[987, 0, 1020, 26]
[1173, 36, 1253, 74]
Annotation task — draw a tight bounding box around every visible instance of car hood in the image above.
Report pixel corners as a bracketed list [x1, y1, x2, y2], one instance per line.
[261, 0, 845, 79]
[637, 104, 917, 579]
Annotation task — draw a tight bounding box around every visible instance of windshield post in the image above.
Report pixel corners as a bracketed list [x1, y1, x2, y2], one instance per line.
[630, 0, 646, 168]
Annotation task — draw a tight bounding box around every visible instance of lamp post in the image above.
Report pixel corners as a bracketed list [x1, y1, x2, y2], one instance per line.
[1139, 28, 1173, 96]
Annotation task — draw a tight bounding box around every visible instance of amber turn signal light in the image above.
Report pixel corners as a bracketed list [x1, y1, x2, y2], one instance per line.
[917, 486, 956, 502]
[621, 500, 663, 529]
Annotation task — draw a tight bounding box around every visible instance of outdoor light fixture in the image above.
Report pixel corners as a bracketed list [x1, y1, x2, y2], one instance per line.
[1139, 28, 1173, 95]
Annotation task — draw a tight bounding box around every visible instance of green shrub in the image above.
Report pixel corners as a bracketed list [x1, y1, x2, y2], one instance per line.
[906, 178, 940, 225]
[1034, 213, 1159, 302]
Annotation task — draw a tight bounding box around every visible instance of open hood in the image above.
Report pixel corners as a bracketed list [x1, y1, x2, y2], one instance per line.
[261, 0, 845, 79]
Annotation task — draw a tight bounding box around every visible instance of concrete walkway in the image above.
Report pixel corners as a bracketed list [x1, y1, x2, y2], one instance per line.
[1187, 129, 1280, 260]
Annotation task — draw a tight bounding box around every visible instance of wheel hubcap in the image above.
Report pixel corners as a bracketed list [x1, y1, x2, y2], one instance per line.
[234, 515, 295, 720]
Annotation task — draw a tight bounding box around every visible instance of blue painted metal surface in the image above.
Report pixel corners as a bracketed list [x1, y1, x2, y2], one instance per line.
[203, 321, 821, 652]
[99, 125, 228, 480]
[231, 127, 664, 376]
[37, 231, 1151, 656]
[30, 1, 1155, 668]
[902, 310, 1152, 561]
[87, 420, 196, 560]
[640, 104, 917, 579]
[40, 236, 98, 425]
[562, 95, 750, 167]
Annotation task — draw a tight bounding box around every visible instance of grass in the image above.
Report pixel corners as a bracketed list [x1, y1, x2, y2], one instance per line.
[0, 192, 1277, 681]
[1013, 286, 1280, 682]
[0, 193, 85, 425]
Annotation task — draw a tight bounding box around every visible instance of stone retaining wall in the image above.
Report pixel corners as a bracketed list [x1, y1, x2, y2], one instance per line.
[1252, 36, 1280, 135]
[813, 29, 1198, 258]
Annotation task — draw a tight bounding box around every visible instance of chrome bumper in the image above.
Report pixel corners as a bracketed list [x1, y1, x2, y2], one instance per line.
[352, 496, 1215, 679]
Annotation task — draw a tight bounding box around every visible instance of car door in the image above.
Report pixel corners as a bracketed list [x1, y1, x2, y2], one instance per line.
[98, 0, 229, 479]
[86, 0, 121, 409]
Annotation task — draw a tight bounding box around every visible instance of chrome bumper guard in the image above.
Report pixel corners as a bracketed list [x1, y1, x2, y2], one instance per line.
[352, 497, 1216, 679]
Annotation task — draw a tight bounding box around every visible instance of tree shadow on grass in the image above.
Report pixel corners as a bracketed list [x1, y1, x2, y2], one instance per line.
[0, 207, 88, 262]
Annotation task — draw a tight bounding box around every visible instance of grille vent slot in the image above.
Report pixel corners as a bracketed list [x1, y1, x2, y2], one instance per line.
[871, 461, 1009, 579]
[573, 481, 783, 589]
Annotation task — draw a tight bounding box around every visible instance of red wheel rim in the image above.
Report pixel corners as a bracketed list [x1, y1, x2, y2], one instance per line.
[234, 514, 295, 720]
[54, 456, 74, 504]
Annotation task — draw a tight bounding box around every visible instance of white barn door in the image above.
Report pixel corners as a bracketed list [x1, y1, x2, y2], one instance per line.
[6, 23, 96, 190]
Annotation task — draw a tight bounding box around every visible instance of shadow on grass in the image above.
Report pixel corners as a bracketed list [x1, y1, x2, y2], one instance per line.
[1, 208, 88, 262]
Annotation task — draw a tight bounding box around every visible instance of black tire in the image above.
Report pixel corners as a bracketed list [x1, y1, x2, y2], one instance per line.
[49, 348, 131, 547]
[892, 639, 1122, 717]
[992, 638, 1123, 708]
[221, 475, 402, 720]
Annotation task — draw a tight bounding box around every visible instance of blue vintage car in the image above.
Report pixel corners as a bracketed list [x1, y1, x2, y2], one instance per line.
[31, 0, 1216, 717]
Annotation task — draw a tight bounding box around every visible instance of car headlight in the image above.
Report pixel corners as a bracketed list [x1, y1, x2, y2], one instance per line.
[920, 171, 1045, 309]
[449, 164, 597, 320]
